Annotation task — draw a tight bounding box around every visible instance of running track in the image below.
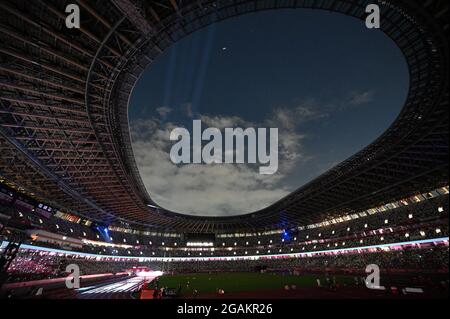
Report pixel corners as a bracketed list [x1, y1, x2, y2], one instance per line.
[77, 276, 156, 299]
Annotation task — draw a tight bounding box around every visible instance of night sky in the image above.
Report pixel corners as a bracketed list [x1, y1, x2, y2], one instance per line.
[129, 9, 409, 217]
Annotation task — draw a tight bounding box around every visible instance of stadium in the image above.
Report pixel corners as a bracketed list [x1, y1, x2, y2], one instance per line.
[0, 0, 449, 302]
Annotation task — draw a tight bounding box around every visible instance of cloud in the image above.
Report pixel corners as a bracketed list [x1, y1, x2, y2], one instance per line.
[267, 99, 329, 129]
[133, 143, 291, 215]
[156, 106, 172, 119]
[348, 90, 374, 106]
[130, 108, 309, 216]
[130, 90, 373, 216]
[200, 114, 255, 129]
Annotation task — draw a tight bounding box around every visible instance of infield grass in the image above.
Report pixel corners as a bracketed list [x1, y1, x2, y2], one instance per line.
[151, 272, 356, 296]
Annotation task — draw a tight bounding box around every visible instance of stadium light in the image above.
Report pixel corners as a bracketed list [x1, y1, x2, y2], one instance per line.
[438, 207, 444, 213]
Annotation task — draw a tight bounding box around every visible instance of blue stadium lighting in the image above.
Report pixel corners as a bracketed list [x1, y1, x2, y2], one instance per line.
[96, 225, 110, 242]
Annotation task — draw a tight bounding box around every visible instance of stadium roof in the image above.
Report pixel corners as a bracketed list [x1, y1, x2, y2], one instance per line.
[0, 0, 448, 233]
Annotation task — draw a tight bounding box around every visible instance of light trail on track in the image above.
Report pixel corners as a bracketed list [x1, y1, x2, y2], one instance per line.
[77, 273, 160, 299]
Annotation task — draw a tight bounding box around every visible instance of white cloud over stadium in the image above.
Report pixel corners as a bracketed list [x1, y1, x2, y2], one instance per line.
[130, 92, 373, 216]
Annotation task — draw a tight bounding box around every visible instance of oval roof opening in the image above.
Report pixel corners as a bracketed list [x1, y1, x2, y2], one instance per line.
[129, 9, 408, 217]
